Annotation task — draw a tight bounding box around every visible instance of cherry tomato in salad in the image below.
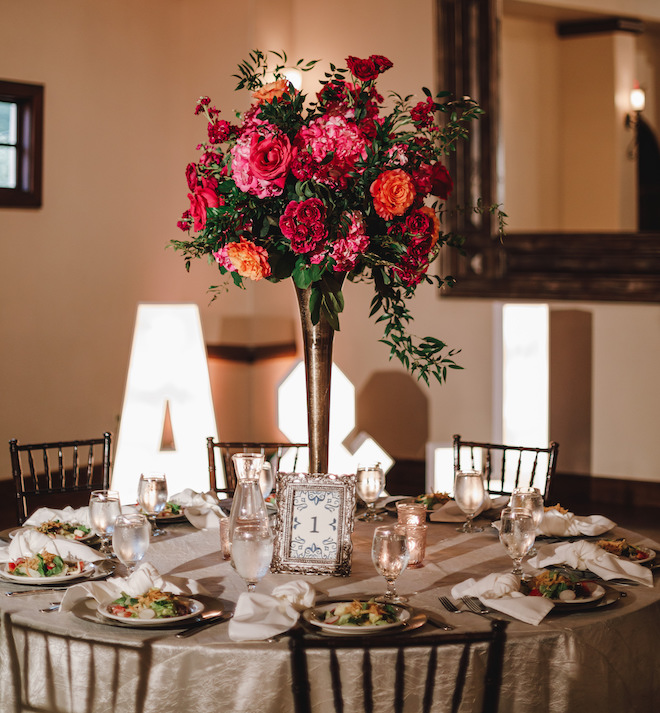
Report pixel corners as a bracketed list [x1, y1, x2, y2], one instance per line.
[528, 588, 541, 597]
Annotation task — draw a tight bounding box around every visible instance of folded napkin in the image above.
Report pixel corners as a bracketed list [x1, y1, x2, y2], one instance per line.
[430, 494, 509, 523]
[271, 580, 316, 611]
[0, 529, 105, 564]
[537, 509, 615, 537]
[529, 540, 654, 587]
[450, 572, 554, 625]
[228, 592, 301, 642]
[60, 562, 210, 611]
[169, 489, 225, 529]
[24, 505, 91, 528]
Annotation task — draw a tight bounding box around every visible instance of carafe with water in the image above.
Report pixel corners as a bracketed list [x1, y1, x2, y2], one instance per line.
[228, 453, 270, 539]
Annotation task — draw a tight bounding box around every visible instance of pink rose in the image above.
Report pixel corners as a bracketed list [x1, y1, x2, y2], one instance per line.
[248, 132, 292, 186]
[187, 177, 221, 231]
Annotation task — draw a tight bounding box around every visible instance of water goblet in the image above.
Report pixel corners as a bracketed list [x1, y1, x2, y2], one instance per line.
[89, 489, 121, 555]
[454, 470, 486, 533]
[137, 472, 168, 536]
[231, 522, 274, 593]
[356, 462, 385, 521]
[509, 486, 544, 556]
[112, 513, 151, 573]
[371, 524, 410, 604]
[499, 506, 536, 577]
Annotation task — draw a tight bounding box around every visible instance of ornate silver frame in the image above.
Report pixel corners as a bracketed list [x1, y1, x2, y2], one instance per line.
[271, 472, 356, 577]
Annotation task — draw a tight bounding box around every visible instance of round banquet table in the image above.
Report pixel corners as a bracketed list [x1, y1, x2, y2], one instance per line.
[1, 515, 659, 713]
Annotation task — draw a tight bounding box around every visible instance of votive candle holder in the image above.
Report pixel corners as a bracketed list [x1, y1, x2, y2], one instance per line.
[396, 501, 427, 527]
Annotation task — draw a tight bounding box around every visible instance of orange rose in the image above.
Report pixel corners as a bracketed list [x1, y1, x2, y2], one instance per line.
[226, 238, 272, 281]
[252, 79, 290, 105]
[370, 169, 415, 220]
[419, 205, 440, 247]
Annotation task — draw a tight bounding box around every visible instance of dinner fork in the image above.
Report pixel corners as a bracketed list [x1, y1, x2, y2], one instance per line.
[461, 596, 498, 619]
[438, 596, 464, 613]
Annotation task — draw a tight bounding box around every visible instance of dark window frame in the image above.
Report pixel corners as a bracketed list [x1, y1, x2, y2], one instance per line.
[0, 80, 44, 208]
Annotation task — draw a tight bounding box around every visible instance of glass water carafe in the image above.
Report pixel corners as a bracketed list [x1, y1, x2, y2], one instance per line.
[228, 453, 270, 539]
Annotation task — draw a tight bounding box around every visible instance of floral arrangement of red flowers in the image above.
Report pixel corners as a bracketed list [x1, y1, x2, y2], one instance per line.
[173, 50, 486, 384]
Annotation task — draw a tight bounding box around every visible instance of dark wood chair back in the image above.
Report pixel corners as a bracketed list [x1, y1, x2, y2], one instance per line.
[206, 439, 308, 495]
[290, 619, 507, 713]
[9, 432, 112, 524]
[453, 434, 559, 502]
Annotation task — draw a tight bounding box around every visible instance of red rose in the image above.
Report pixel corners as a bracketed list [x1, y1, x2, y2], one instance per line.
[370, 55, 393, 73]
[346, 55, 379, 82]
[248, 132, 292, 187]
[185, 163, 197, 191]
[406, 209, 433, 236]
[188, 177, 221, 231]
[429, 162, 453, 199]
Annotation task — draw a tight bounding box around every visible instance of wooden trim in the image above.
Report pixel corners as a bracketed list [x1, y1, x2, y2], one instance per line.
[549, 471, 660, 510]
[206, 342, 297, 363]
[557, 17, 645, 38]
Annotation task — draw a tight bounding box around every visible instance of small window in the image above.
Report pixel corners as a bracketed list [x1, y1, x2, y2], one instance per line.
[0, 80, 43, 207]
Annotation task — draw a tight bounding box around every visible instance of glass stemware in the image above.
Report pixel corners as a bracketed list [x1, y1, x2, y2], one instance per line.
[499, 506, 536, 577]
[112, 513, 150, 572]
[371, 524, 409, 604]
[89, 489, 121, 555]
[231, 522, 274, 593]
[454, 470, 486, 533]
[509, 486, 544, 556]
[137, 472, 168, 536]
[356, 462, 385, 521]
[228, 453, 269, 539]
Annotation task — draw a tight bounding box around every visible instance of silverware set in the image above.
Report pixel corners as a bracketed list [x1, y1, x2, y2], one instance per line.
[439, 595, 502, 620]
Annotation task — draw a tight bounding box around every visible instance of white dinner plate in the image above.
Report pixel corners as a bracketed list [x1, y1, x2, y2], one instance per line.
[97, 597, 204, 626]
[606, 544, 655, 565]
[8, 525, 95, 542]
[550, 582, 606, 607]
[303, 602, 410, 634]
[0, 561, 95, 584]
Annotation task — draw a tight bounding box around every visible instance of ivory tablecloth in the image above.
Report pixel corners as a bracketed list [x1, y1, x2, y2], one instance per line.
[1, 518, 659, 713]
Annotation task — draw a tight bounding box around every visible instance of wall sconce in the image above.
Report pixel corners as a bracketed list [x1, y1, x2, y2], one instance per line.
[625, 82, 645, 159]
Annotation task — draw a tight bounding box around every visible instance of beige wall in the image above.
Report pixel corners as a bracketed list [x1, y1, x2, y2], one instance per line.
[1, 0, 659, 485]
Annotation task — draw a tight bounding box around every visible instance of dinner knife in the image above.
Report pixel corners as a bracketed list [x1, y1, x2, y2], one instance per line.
[176, 612, 233, 638]
[417, 610, 455, 631]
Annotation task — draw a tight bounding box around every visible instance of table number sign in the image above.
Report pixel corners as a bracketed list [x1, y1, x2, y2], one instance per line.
[272, 472, 356, 576]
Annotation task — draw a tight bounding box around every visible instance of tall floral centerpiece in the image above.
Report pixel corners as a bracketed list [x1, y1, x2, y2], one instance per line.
[173, 51, 485, 473]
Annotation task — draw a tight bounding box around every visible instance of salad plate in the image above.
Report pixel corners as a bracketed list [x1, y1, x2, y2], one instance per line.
[597, 539, 655, 565]
[303, 601, 411, 635]
[8, 524, 95, 542]
[549, 582, 606, 607]
[97, 596, 204, 627]
[0, 560, 95, 584]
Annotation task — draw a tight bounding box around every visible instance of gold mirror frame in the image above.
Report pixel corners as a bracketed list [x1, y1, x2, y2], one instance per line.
[437, 0, 660, 302]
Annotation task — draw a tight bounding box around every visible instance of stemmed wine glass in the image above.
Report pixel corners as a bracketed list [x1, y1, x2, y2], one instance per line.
[371, 525, 410, 604]
[112, 513, 151, 573]
[231, 522, 274, 593]
[499, 506, 536, 577]
[356, 462, 385, 521]
[89, 490, 121, 555]
[509, 486, 544, 557]
[454, 470, 486, 533]
[137, 472, 168, 536]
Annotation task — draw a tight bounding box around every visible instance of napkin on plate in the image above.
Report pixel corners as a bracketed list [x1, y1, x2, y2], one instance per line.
[450, 572, 554, 625]
[60, 562, 210, 611]
[529, 540, 654, 587]
[537, 509, 615, 537]
[228, 581, 317, 641]
[0, 529, 105, 564]
[24, 505, 91, 529]
[430, 494, 509, 523]
[169, 489, 225, 529]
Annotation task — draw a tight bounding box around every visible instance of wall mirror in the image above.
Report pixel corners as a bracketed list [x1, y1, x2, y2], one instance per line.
[437, 0, 660, 302]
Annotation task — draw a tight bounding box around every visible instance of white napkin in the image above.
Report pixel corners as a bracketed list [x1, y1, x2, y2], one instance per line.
[228, 592, 300, 641]
[0, 529, 105, 564]
[60, 562, 210, 611]
[24, 505, 91, 528]
[271, 580, 317, 611]
[450, 572, 554, 625]
[529, 540, 654, 587]
[537, 509, 615, 537]
[430, 494, 508, 523]
[169, 489, 225, 529]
